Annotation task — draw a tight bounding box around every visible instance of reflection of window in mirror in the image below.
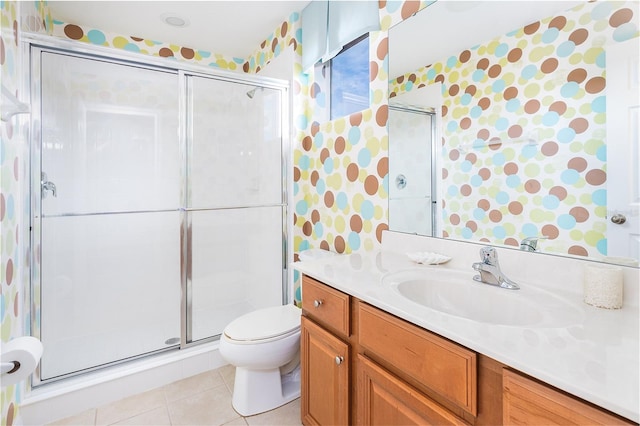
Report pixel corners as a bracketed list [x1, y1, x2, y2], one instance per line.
[314, 34, 370, 122]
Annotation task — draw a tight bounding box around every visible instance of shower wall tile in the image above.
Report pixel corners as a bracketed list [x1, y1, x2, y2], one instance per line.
[389, 1, 640, 259]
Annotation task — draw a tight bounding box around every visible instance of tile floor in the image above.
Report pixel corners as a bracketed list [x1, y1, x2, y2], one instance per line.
[48, 365, 302, 426]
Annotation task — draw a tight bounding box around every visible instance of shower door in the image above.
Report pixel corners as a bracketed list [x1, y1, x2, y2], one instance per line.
[35, 50, 182, 380]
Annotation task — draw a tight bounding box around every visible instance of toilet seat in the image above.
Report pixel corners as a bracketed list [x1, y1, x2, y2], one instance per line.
[223, 304, 301, 344]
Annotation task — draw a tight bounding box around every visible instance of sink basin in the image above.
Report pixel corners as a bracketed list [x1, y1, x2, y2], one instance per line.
[382, 269, 583, 327]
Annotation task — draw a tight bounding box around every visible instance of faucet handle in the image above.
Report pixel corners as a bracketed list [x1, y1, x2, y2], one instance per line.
[479, 246, 498, 265]
[520, 236, 548, 252]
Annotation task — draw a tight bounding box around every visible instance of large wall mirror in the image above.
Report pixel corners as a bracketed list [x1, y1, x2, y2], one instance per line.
[388, 0, 639, 267]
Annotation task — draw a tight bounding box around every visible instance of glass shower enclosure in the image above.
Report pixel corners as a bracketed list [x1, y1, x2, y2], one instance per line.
[30, 45, 287, 383]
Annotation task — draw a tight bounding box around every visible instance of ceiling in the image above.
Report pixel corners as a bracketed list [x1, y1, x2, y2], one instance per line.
[47, 1, 311, 60]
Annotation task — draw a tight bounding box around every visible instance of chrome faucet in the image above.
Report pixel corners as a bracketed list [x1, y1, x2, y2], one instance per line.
[472, 247, 519, 290]
[519, 236, 548, 252]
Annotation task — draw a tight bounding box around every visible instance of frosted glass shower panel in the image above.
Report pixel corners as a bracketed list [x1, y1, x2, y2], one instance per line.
[40, 52, 180, 214]
[188, 76, 283, 208]
[39, 212, 181, 380]
[189, 207, 284, 341]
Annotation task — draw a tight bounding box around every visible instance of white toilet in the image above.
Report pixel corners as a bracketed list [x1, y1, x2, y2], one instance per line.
[219, 304, 302, 416]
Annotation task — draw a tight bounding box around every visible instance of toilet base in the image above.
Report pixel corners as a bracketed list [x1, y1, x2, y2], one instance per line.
[231, 365, 301, 416]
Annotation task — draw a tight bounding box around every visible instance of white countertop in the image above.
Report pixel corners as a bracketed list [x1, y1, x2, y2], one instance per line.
[294, 247, 639, 422]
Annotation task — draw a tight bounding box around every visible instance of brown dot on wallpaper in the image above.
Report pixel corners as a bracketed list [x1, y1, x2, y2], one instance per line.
[540, 225, 559, 240]
[461, 184, 472, 196]
[541, 141, 559, 156]
[350, 112, 363, 126]
[324, 191, 335, 207]
[449, 84, 460, 96]
[504, 162, 519, 175]
[478, 199, 491, 211]
[243, 62, 250, 72]
[569, 28, 589, 45]
[311, 82, 321, 97]
[260, 40, 267, 49]
[375, 105, 388, 127]
[320, 240, 330, 251]
[524, 99, 540, 114]
[64, 24, 84, 40]
[449, 149, 460, 161]
[377, 157, 388, 178]
[450, 214, 461, 225]
[586, 169, 606, 185]
[508, 201, 523, 215]
[570, 117, 589, 133]
[610, 8, 633, 27]
[389, 91, 397, 99]
[311, 170, 319, 186]
[459, 50, 471, 63]
[568, 245, 588, 257]
[524, 21, 541, 35]
[568, 157, 588, 172]
[435, 74, 445, 84]
[255, 66, 262, 73]
[465, 153, 477, 164]
[488, 137, 502, 151]
[504, 238, 519, 247]
[396, 75, 405, 84]
[478, 97, 491, 110]
[479, 168, 491, 180]
[180, 47, 195, 60]
[302, 136, 313, 151]
[504, 86, 518, 100]
[1, 37, 6, 66]
[401, 1, 421, 19]
[335, 236, 346, 253]
[489, 210, 503, 223]
[7, 403, 14, 426]
[570, 206, 590, 223]
[443, 230, 450, 238]
[549, 16, 567, 30]
[488, 64, 502, 78]
[442, 168, 448, 179]
[271, 38, 278, 53]
[290, 38, 298, 52]
[585, 77, 605, 94]
[525, 179, 541, 193]
[302, 221, 312, 236]
[377, 37, 388, 60]
[335, 136, 346, 154]
[541, 58, 559, 74]
[350, 215, 363, 232]
[364, 175, 379, 195]
[465, 85, 477, 96]
[477, 128, 490, 140]
[408, 73, 417, 83]
[476, 58, 489, 70]
[311, 210, 320, 223]
[442, 199, 447, 209]
[280, 21, 288, 38]
[549, 101, 567, 115]
[311, 122, 320, 136]
[1, 194, 6, 221]
[460, 117, 471, 130]
[508, 125, 523, 138]
[507, 48, 523, 63]
[466, 221, 478, 232]
[567, 68, 587, 84]
[370, 61, 379, 82]
[320, 148, 330, 164]
[550, 186, 568, 201]
[441, 105, 448, 117]
[376, 223, 389, 243]
[159, 47, 174, 57]
[347, 163, 359, 182]
[14, 292, 19, 316]
[6, 258, 13, 285]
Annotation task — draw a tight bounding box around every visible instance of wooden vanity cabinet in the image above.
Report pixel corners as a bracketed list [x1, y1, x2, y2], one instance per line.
[503, 369, 635, 425]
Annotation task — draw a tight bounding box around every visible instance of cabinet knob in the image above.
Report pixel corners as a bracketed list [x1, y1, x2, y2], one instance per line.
[611, 214, 627, 225]
[335, 356, 344, 365]
[313, 299, 323, 308]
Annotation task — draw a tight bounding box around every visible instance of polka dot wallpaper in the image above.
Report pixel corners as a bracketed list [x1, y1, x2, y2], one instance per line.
[390, 1, 639, 259]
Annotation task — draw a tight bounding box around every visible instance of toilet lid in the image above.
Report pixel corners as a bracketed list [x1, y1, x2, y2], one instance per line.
[224, 304, 301, 342]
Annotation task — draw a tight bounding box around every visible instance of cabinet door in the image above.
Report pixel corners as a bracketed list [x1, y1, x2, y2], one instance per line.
[503, 369, 634, 425]
[301, 316, 349, 426]
[357, 355, 470, 426]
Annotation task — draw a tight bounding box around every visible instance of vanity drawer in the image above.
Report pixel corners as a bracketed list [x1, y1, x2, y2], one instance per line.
[302, 275, 350, 337]
[358, 303, 477, 416]
[503, 369, 634, 425]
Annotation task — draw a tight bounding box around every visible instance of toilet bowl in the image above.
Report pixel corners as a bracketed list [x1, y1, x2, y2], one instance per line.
[219, 304, 302, 416]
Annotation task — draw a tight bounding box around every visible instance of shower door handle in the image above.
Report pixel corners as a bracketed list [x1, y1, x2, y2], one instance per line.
[41, 172, 57, 198]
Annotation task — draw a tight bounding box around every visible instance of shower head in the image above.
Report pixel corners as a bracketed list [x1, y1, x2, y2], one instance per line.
[246, 87, 262, 99]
